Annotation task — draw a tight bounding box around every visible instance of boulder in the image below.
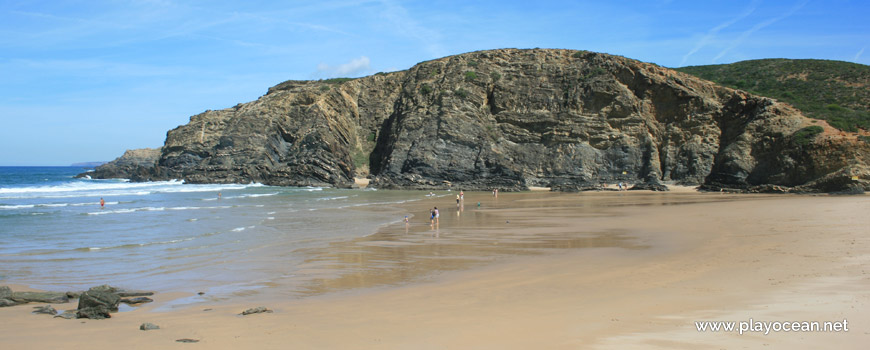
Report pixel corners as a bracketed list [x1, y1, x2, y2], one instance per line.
[140, 323, 160, 331]
[87, 284, 154, 297]
[121, 297, 153, 305]
[116, 290, 155, 297]
[78, 290, 120, 313]
[0, 298, 21, 307]
[76, 306, 112, 320]
[10, 291, 69, 304]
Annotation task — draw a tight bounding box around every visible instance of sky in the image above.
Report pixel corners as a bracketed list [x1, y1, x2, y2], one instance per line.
[1, 0, 867, 165]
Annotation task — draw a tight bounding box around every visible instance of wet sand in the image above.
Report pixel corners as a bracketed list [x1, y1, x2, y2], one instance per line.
[1, 191, 868, 349]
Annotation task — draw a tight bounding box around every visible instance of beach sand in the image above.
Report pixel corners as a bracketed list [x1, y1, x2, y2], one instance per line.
[1, 190, 868, 349]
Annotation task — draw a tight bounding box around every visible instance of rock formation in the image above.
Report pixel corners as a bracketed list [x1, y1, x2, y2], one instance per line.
[83, 49, 870, 192]
[77, 148, 162, 181]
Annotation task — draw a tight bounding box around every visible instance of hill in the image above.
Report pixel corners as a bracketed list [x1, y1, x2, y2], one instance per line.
[675, 59, 870, 131]
[82, 49, 869, 193]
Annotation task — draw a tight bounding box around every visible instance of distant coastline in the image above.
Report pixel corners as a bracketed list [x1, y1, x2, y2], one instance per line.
[69, 162, 106, 168]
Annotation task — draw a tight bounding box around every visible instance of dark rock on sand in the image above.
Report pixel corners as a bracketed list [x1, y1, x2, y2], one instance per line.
[54, 310, 78, 319]
[32, 305, 58, 315]
[117, 290, 155, 297]
[0, 299, 21, 307]
[176, 339, 200, 343]
[240, 306, 273, 315]
[76, 306, 112, 320]
[66, 285, 156, 319]
[0, 286, 20, 307]
[140, 323, 160, 331]
[86, 284, 154, 297]
[86, 285, 154, 297]
[10, 291, 69, 304]
[629, 182, 669, 192]
[87, 285, 119, 293]
[121, 297, 154, 305]
[79, 289, 121, 311]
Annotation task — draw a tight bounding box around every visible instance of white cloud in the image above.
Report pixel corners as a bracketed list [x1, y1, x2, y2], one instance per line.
[314, 56, 372, 78]
[854, 47, 866, 62]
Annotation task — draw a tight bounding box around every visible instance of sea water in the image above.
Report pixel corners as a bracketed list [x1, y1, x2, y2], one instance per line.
[0, 166, 420, 299]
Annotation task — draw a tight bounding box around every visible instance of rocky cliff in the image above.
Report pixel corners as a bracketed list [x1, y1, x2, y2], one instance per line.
[79, 148, 162, 181]
[86, 49, 870, 193]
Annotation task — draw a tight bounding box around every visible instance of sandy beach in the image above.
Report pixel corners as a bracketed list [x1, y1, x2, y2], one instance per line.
[1, 190, 868, 349]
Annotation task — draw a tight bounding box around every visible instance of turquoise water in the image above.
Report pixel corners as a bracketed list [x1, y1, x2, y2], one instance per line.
[0, 167, 420, 297]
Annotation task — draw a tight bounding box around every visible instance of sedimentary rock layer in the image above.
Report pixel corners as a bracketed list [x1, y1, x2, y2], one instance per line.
[85, 49, 870, 192]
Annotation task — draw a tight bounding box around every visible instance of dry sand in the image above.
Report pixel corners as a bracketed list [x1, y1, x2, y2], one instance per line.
[1, 191, 868, 349]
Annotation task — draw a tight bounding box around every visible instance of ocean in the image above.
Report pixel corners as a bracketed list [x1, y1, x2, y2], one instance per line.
[0, 166, 422, 301]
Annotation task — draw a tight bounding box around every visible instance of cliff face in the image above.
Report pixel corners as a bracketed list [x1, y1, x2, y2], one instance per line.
[88, 49, 870, 192]
[78, 148, 162, 181]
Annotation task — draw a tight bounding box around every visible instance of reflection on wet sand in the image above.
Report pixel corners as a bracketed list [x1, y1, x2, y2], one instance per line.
[278, 191, 744, 297]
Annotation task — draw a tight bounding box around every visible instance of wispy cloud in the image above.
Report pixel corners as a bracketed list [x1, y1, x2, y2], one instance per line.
[314, 56, 372, 78]
[680, 0, 759, 66]
[854, 47, 866, 62]
[713, 0, 810, 63]
[378, 0, 446, 58]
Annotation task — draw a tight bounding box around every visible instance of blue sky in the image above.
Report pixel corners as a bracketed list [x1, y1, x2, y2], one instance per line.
[1, 0, 867, 165]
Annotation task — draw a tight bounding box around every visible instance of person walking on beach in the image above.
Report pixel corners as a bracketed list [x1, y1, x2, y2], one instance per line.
[460, 190, 464, 201]
[100, 197, 105, 208]
[456, 194, 461, 205]
[434, 207, 440, 224]
[430, 208, 435, 225]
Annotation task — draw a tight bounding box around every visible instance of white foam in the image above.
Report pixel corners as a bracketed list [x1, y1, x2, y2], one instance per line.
[85, 205, 230, 216]
[0, 204, 35, 210]
[0, 180, 266, 199]
[231, 192, 278, 199]
[231, 227, 246, 232]
[317, 196, 349, 201]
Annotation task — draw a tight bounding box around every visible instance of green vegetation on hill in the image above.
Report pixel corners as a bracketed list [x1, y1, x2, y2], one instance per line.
[792, 125, 824, 146]
[321, 77, 355, 84]
[676, 59, 870, 131]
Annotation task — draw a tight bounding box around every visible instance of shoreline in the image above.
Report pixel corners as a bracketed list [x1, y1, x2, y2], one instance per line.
[1, 190, 868, 348]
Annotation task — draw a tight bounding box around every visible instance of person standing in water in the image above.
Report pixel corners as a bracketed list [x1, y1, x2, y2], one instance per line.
[434, 207, 440, 224]
[100, 197, 105, 208]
